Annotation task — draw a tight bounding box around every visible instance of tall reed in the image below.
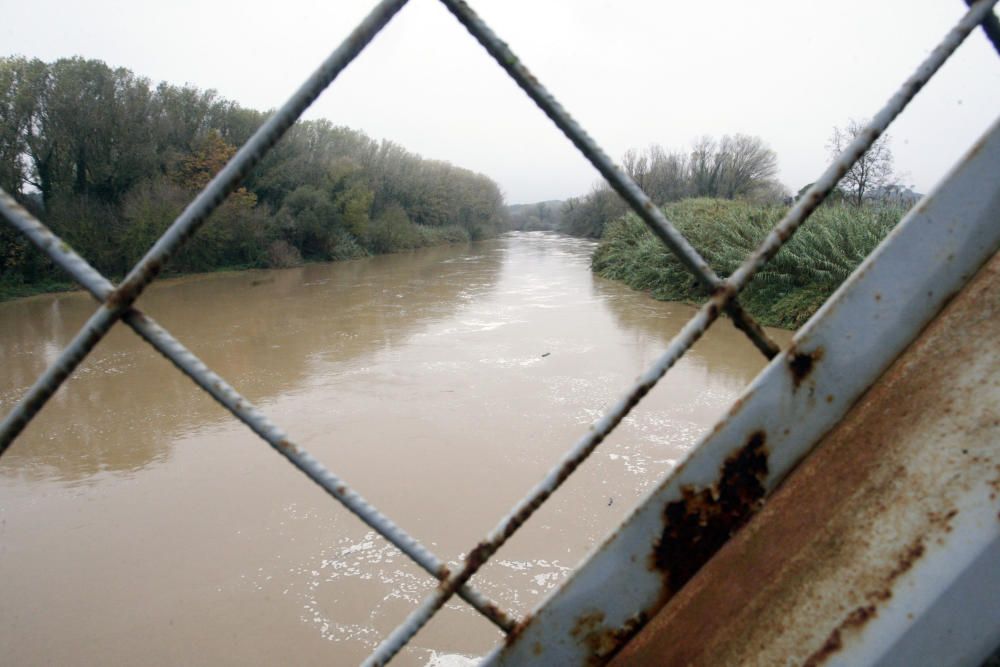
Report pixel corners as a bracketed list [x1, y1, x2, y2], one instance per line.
[592, 198, 907, 328]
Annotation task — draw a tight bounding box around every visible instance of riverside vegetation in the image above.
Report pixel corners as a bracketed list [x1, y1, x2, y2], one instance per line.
[539, 138, 910, 329]
[591, 199, 906, 329]
[0, 57, 506, 301]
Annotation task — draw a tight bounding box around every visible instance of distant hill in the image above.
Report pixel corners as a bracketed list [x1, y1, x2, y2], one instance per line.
[507, 200, 564, 231]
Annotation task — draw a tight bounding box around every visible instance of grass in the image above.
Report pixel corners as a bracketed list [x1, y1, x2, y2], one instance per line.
[0, 276, 79, 302]
[592, 198, 907, 329]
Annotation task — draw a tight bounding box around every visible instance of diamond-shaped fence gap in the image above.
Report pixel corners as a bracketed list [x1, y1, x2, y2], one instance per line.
[341, 0, 781, 360]
[436, 0, 781, 361]
[267, 0, 767, 591]
[361, 0, 999, 662]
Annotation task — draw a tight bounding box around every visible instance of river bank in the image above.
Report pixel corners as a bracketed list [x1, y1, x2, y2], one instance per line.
[591, 198, 907, 329]
[0, 232, 484, 303]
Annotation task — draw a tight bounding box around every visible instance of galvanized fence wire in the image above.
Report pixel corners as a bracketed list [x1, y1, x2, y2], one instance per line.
[0, 0, 996, 664]
[362, 0, 1000, 663]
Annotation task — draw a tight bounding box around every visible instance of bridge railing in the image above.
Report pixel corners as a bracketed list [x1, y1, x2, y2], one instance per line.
[2, 1, 998, 664]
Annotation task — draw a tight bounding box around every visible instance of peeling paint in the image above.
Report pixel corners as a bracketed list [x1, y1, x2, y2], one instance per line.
[651, 431, 769, 596]
[788, 346, 824, 388]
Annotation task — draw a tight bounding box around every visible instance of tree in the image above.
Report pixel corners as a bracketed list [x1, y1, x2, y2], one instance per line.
[623, 145, 689, 204]
[0, 56, 511, 292]
[688, 134, 778, 199]
[716, 134, 779, 199]
[688, 136, 725, 198]
[827, 119, 894, 206]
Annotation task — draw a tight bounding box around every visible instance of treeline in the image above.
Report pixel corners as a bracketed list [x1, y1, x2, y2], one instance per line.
[539, 132, 912, 329]
[506, 200, 564, 231]
[592, 198, 907, 328]
[0, 56, 506, 297]
[562, 135, 785, 238]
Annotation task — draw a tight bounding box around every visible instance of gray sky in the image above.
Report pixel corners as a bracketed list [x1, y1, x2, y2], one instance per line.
[2, 0, 998, 204]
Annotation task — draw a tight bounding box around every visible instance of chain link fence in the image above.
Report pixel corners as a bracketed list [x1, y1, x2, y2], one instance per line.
[2, 1, 998, 664]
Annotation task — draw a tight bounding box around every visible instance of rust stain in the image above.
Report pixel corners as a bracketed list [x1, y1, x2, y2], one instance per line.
[928, 508, 958, 533]
[571, 611, 606, 639]
[463, 541, 492, 571]
[482, 599, 503, 621]
[503, 612, 532, 647]
[275, 438, 299, 456]
[105, 286, 129, 308]
[884, 539, 925, 583]
[802, 538, 927, 666]
[961, 131, 989, 164]
[570, 610, 649, 665]
[788, 345, 824, 388]
[803, 605, 877, 667]
[611, 253, 1000, 667]
[650, 431, 769, 596]
[705, 301, 719, 321]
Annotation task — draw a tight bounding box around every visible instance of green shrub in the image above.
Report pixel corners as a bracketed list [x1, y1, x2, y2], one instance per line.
[593, 198, 907, 328]
[366, 204, 471, 254]
[326, 229, 369, 261]
[265, 240, 303, 268]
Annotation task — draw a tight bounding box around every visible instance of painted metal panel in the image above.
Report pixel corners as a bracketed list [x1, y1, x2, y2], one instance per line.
[611, 250, 1000, 667]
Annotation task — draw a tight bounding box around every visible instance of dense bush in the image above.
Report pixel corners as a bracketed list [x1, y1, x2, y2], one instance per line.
[592, 198, 907, 328]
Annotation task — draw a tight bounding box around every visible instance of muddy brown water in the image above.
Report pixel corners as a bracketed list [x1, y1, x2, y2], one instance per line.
[0, 232, 790, 665]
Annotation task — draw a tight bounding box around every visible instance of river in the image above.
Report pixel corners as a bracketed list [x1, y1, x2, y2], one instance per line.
[0, 231, 790, 665]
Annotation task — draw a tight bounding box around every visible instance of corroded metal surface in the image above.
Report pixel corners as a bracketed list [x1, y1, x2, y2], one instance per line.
[612, 250, 1000, 667]
[484, 115, 1000, 665]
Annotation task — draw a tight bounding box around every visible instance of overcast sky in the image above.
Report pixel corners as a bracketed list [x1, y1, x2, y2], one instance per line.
[2, 0, 998, 204]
